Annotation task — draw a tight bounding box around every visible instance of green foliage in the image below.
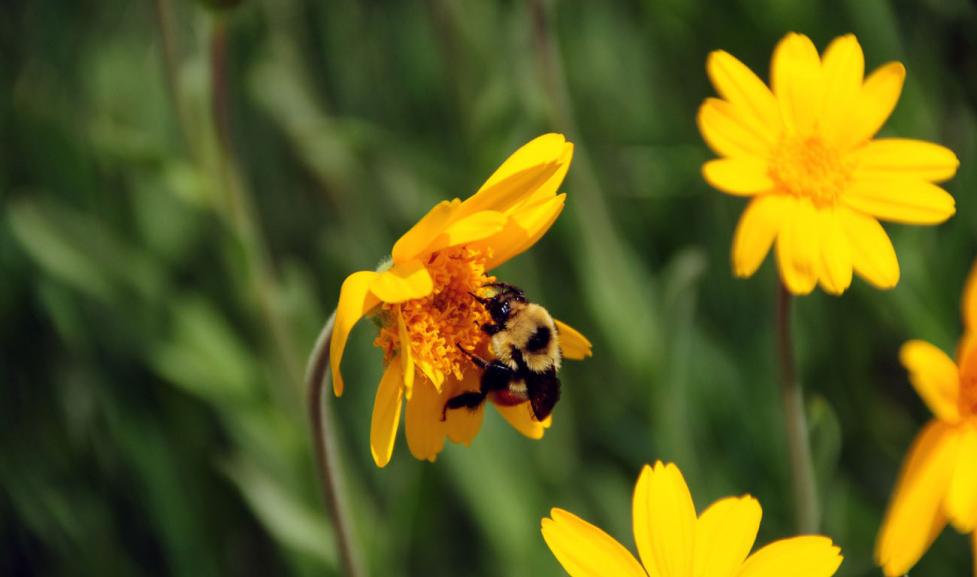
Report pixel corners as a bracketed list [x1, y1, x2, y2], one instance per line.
[3, 0, 977, 575]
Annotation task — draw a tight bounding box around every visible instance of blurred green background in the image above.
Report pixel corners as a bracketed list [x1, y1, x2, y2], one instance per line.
[4, 0, 977, 575]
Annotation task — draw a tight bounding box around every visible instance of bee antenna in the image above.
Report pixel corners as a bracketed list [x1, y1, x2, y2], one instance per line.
[468, 291, 489, 304]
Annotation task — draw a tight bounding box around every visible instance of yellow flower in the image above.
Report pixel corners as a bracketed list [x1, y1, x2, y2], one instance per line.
[698, 32, 959, 295]
[542, 461, 843, 577]
[330, 134, 592, 467]
[876, 262, 977, 577]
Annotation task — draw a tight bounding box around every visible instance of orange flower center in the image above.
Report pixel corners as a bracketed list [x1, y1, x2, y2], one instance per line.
[960, 366, 977, 418]
[374, 247, 494, 384]
[769, 136, 852, 206]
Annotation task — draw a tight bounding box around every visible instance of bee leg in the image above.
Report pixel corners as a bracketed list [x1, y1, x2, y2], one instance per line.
[441, 391, 486, 421]
[455, 343, 489, 369]
[481, 322, 502, 335]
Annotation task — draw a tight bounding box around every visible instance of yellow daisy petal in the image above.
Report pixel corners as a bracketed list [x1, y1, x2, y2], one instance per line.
[444, 372, 486, 445]
[370, 357, 404, 468]
[841, 62, 905, 149]
[776, 197, 819, 295]
[697, 98, 774, 159]
[495, 402, 551, 439]
[817, 207, 853, 295]
[851, 138, 960, 183]
[633, 462, 696, 577]
[838, 207, 899, 289]
[702, 158, 774, 196]
[555, 319, 593, 360]
[404, 379, 446, 462]
[771, 33, 823, 136]
[370, 260, 434, 304]
[899, 340, 961, 422]
[693, 496, 762, 577]
[391, 199, 461, 264]
[330, 270, 380, 396]
[426, 210, 509, 254]
[705, 51, 782, 140]
[736, 536, 842, 577]
[541, 508, 648, 577]
[396, 306, 416, 397]
[820, 34, 865, 144]
[461, 133, 570, 217]
[947, 424, 977, 532]
[876, 421, 959, 577]
[843, 180, 955, 225]
[483, 193, 566, 270]
[731, 194, 790, 278]
[963, 259, 977, 331]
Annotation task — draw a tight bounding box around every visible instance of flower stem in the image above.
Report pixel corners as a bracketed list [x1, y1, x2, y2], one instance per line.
[306, 312, 366, 577]
[775, 282, 820, 533]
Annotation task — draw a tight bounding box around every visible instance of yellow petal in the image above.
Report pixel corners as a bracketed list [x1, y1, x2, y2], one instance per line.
[461, 134, 571, 216]
[731, 194, 791, 278]
[841, 62, 905, 150]
[817, 208, 853, 295]
[876, 421, 959, 577]
[702, 158, 774, 196]
[370, 260, 434, 304]
[632, 462, 696, 577]
[370, 358, 404, 468]
[705, 51, 782, 141]
[843, 179, 956, 225]
[426, 210, 509, 254]
[851, 138, 960, 183]
[495, 402, 551, 439]
[948, 424, 977, 532]
[775, 197, 819, 295]
[899, 340, 960, 422]
[693, 496, 762, 577]
[404, 379, 446, 462]
[838, 207, 899, 289]
[483, 193, 566, 270]
[541, 508, 647, 577]
[391, 199, 461, 264]
[396, 306, 415, 398]
[444, 372, 486, 445]
[555, 319, 593, 360]
[736, 536, 842, 577]
[963, 259, 977, 331]
[697, 98, 774, 159]
[330, 270, 380, 397]
[771, 33, 823, 136]
[820, 35, 865, 145]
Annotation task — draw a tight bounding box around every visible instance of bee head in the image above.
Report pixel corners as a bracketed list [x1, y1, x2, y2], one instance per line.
[471, 282, 526, 326]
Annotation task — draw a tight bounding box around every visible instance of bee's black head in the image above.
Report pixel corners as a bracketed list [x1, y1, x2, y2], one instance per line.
[471, 282, 526, 326]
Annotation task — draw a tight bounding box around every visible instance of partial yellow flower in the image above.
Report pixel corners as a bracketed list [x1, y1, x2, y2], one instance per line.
[698, 32, 958, 295]
[542, 461, 843, 577]
[876, 261, 977, 577]
[330, 134, 592, 467]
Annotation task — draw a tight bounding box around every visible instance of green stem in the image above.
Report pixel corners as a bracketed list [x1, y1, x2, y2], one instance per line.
[306, 312, 367, 577]
[776, 282, 820, 533]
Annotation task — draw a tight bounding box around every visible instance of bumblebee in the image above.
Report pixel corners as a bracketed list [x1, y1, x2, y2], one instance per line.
[443, 283, 562, 422]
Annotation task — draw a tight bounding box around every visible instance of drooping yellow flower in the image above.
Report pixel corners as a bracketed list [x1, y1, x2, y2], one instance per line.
[542, 461, 843, 577]
[876, 261, 977, 577]
[330, 134, 592, 467]
[698, 32, 958, 295]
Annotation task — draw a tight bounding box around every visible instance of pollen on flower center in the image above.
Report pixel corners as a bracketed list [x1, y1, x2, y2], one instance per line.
[375, 247, 494, 384]
[769, 136, 852, 205]
[960, 367, 977, 418]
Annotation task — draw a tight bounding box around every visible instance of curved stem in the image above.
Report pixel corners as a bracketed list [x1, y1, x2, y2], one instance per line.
[775, 283, 820, 533]
[306, 311, 366, 577]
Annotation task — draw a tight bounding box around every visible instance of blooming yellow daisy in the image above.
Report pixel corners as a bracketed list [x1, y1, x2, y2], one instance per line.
[698, 32, 959, 295]
[542, 461, 843, 577]
[330, 134, 592, 467]
[876, 262, 977, 576]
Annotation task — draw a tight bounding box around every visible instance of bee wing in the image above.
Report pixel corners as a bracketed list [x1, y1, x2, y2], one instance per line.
[526, 368, 560, 421]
